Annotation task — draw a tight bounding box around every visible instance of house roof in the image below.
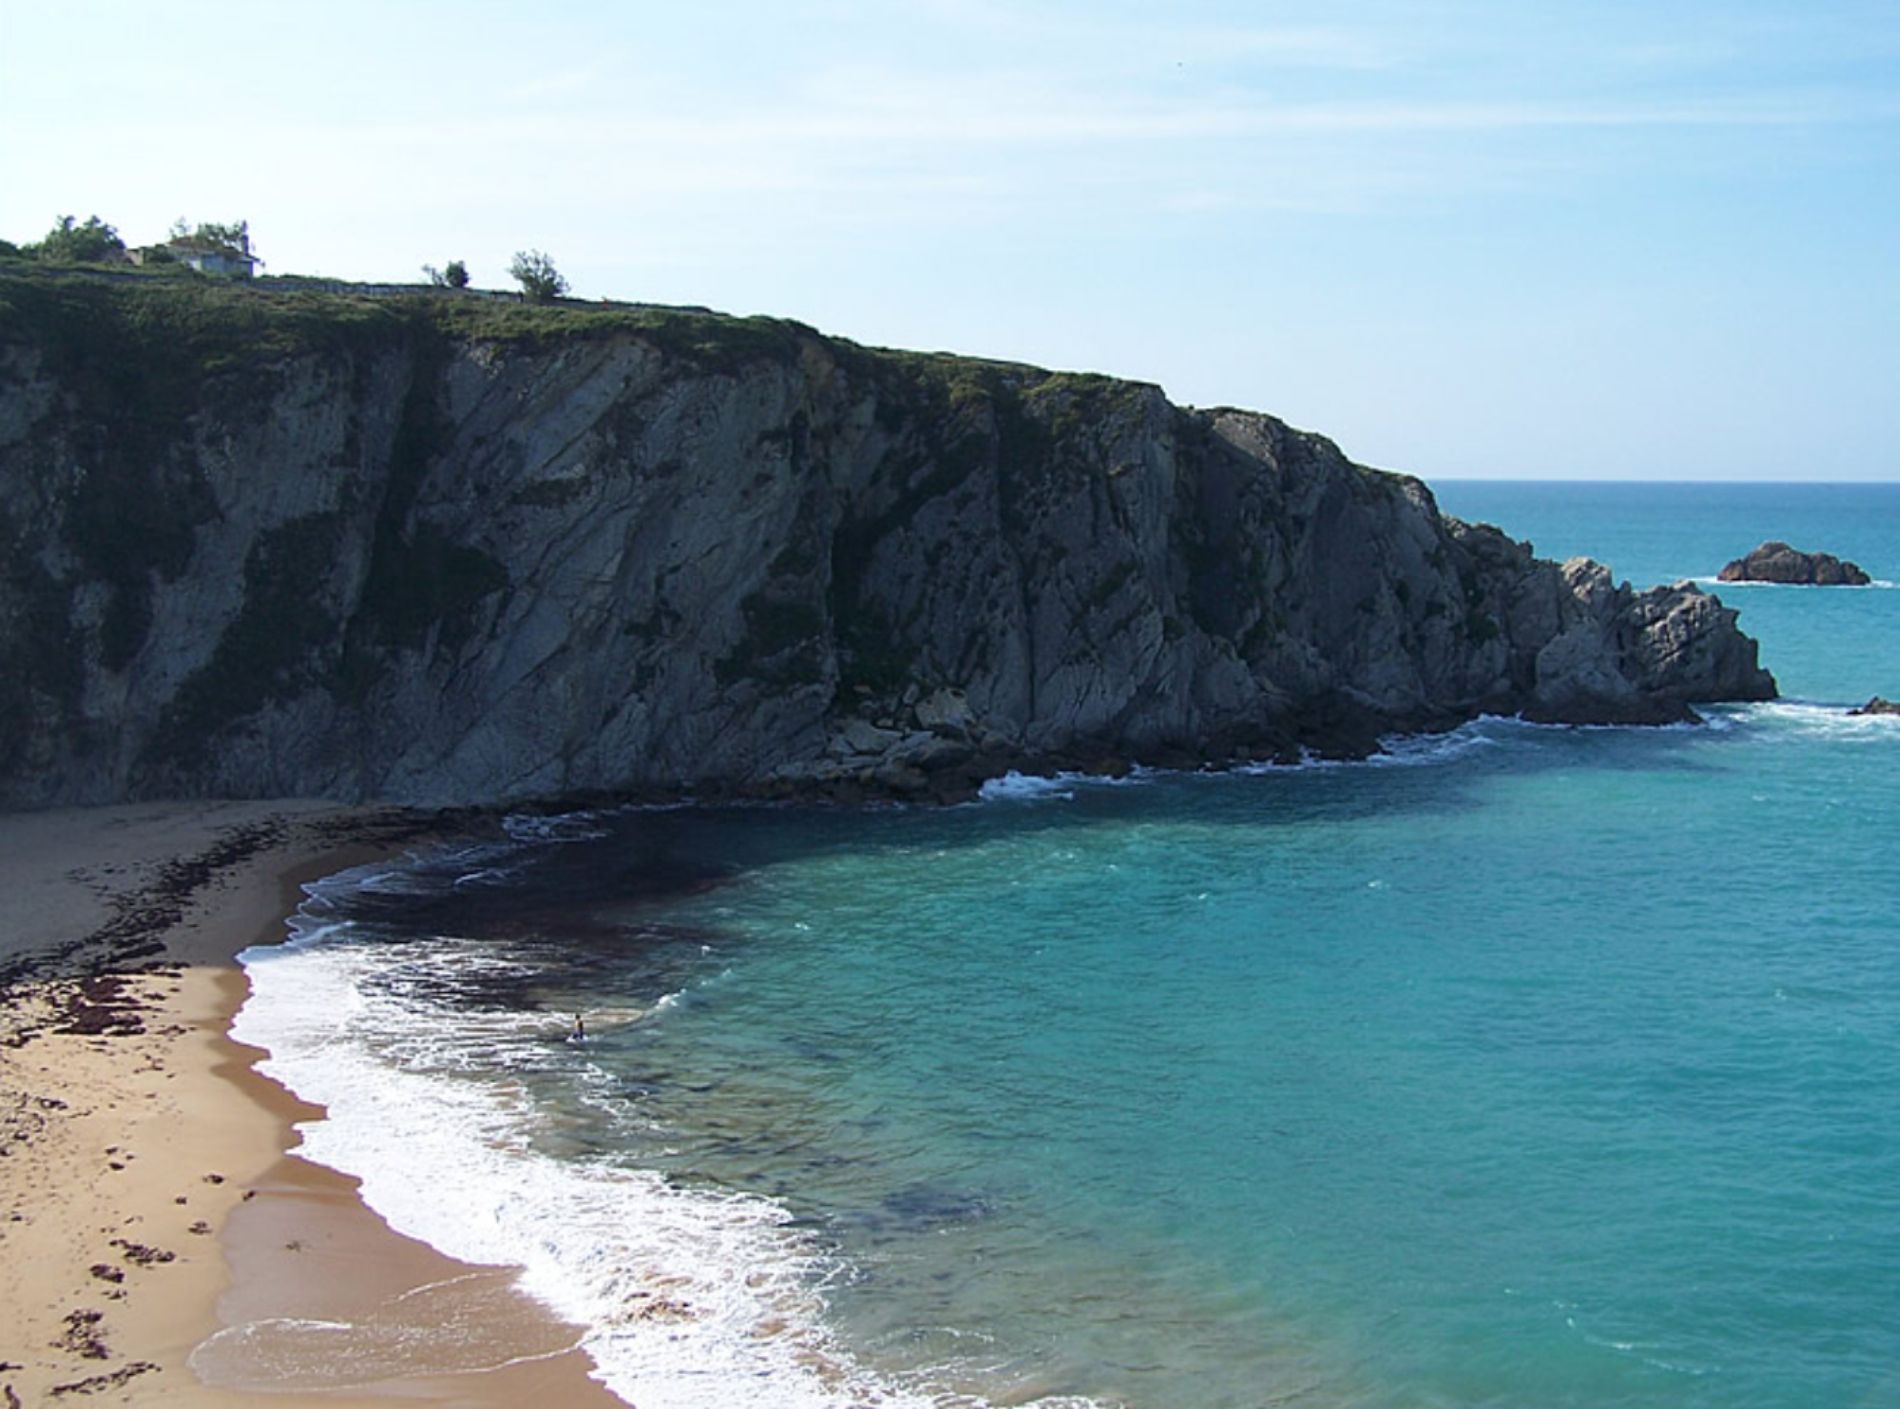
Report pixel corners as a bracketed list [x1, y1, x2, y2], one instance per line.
[165, 238, 254, 260]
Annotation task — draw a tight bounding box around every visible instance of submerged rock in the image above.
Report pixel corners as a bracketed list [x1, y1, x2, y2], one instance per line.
[0, 269, 1778, 808]
[1717, 542, 1870, 586]
[1848, 697, 1900, 717]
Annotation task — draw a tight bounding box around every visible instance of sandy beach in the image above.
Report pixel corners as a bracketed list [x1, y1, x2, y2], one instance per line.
[0, 801, 629, 1408]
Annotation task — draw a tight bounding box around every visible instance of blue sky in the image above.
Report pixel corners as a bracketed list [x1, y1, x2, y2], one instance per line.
[4, 0, 1896, 479]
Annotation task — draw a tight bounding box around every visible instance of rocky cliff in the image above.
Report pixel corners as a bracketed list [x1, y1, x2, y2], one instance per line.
[0, 268, 1776, 808]
[1718, 541, 1870, 586]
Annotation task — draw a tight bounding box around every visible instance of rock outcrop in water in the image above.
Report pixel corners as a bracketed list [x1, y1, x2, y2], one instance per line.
[1718, 542, 1870, 586]
[0, 268, 1777, 807]
[1848, 697, 1900, 717]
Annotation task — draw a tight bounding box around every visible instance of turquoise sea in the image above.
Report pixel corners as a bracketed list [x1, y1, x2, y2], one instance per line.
[227, 482, 1900, 1409]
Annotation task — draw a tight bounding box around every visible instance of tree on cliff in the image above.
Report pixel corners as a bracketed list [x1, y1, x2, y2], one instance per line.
[34, 215, 125, 263]
[424, 259, 471, 289]
[510, 249, 568, 302]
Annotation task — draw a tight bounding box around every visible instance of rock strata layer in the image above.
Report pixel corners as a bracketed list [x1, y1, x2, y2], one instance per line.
[0, 271, 1777, 807]
[1718, 541, 1871, 586]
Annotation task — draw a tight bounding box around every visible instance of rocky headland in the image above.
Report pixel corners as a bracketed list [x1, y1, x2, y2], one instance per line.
[0, 267, 1777, 809]
[1718, 541, 1871, 586]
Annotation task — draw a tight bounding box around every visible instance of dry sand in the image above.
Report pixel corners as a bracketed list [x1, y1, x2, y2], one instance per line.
[0, 802, 629, 1408]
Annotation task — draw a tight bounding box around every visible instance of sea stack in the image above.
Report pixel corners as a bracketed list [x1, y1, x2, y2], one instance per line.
[1718, 541, 1871, 586]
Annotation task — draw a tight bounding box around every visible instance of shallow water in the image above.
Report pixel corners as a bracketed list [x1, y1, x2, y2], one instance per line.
[239, 483, 1900, 1408]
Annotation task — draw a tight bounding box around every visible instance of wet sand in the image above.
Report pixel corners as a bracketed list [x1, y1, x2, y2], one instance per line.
[0, 802, 628, 1407]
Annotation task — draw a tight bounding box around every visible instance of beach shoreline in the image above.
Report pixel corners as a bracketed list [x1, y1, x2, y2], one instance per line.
[0, 801, 628, 1408]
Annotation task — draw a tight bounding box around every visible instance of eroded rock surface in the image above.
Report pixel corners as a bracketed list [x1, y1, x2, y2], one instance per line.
[1718, 541, 1871, 586]
[0, 273, 1777, 807]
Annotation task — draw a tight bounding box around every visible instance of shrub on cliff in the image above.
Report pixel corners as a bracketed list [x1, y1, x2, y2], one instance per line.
[33, 215, 125, 263]
[510, 249, 568, 302]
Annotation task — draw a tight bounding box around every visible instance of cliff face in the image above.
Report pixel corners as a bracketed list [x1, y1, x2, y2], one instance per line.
[0, 271, 1775, 807]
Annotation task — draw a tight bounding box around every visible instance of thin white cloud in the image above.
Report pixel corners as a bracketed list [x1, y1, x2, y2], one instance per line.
[1157, 23, 1406, 70]
[502, 65, 605, 104]
[345, 84, 1900, 147]
[894, 0, 1407, 71]
[23, 82, 1894, 162]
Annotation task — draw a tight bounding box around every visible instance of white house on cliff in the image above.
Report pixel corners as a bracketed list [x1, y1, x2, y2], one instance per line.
[130, 231, 258, 277]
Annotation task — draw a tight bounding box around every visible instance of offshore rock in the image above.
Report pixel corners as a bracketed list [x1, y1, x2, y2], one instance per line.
[1718, 541, 1871, 586]
[1848, 697, 1900, 717]
[0, 271, 1778, 808]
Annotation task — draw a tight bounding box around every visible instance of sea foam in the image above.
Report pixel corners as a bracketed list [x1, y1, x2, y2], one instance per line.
[235, 865, 1085, 1409]
[1727, 699, 1900, 741]
[978, 771, 1081, 801]
[1689, 575, 1898, 590]
[502, 809, 614, 844]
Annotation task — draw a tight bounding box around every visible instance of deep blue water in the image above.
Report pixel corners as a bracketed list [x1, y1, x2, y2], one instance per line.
[237, 483, 1900, 1409]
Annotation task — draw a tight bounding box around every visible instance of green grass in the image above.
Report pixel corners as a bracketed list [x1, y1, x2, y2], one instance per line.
[0, 264, 823, 382]
[0, 266, 401, 373]
[0, 265, 1171, 443]
[424, 295, 815, 373]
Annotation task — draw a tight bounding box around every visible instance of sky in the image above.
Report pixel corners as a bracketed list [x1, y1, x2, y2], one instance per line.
[3, 0, 1897, 481]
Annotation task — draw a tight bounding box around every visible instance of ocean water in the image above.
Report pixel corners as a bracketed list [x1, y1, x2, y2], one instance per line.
[230, 482, 1900, 1409]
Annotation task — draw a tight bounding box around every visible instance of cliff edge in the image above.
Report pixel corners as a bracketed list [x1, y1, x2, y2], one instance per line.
[0, 268, 1776, 807]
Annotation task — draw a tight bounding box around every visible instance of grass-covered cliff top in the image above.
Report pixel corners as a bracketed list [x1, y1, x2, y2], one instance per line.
[0, 259, 1151, 411]
[0, 258, 804, 373]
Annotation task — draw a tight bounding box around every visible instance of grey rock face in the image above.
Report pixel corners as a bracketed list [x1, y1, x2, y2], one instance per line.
[1718, 541, 1871, 586]
[0, 281, 1777, 808]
